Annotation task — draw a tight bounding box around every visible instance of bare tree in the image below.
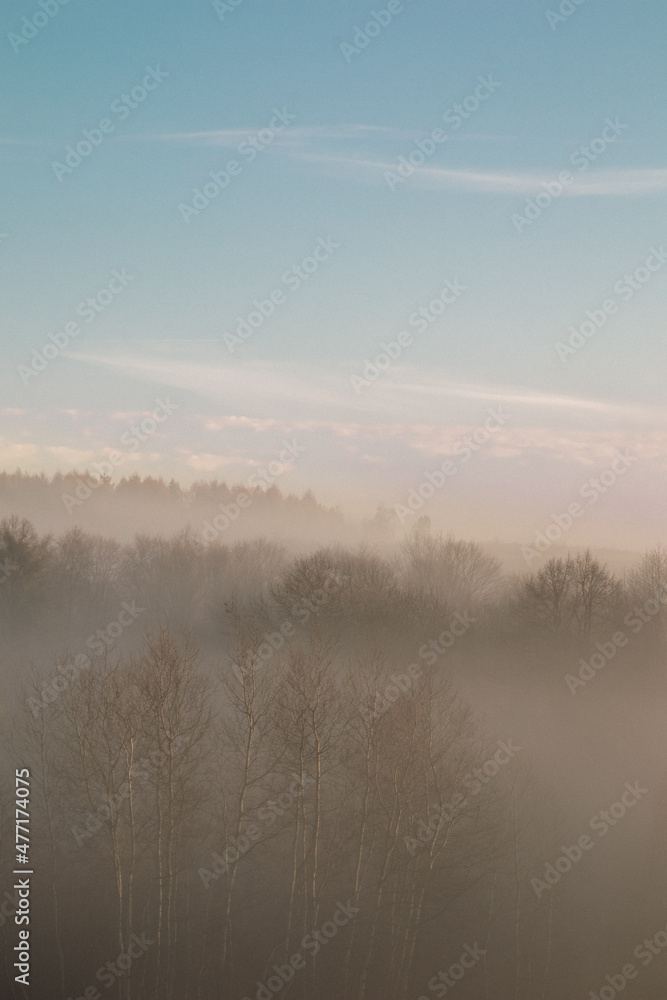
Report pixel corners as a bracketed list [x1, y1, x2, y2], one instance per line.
[399, 530, 502, 611]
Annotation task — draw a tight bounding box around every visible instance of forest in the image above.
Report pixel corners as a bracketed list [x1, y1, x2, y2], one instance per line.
[0, 502, 666, 1000]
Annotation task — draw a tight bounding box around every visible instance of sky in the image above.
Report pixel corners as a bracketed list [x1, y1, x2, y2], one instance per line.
[1, 0, 667, 549]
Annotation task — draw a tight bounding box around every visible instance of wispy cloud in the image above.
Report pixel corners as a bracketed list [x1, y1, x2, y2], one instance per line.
[116, 124, 414, 146]
[64, 352, 666, 427]
[1, 125, 518, 152]
[65, 353, 349, 413]
[116, 125, 520, 153]
[296, 153, 667, 196]
[392, 379, 650, 415]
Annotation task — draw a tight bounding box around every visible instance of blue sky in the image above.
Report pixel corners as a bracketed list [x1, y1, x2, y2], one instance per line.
[2, 0, 667, 547]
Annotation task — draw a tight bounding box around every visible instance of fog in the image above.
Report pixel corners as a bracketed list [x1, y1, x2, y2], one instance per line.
[0, 482, 665, 1000]
[4, 0, 662, 994]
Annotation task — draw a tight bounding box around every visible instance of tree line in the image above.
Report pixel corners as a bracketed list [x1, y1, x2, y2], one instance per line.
[0, 519, 666, 998]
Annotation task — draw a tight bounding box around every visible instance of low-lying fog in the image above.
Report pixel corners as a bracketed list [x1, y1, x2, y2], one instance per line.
[1, 476, 664, 1000]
